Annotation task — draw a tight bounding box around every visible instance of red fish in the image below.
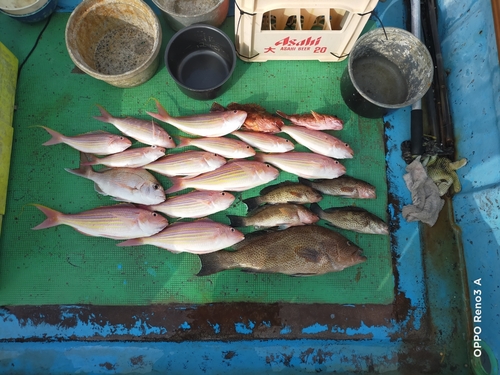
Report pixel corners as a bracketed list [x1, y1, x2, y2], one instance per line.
[211, 102, 284, 133]
[276, 110, 344, 131]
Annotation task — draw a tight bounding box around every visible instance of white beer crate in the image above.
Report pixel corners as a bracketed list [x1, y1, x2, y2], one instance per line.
[234, 0, 379, 62]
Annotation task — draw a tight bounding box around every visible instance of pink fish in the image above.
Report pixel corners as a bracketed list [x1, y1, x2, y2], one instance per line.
[39, 126, 131, 155]
[82, 146, 165, 168]
[94, 104, 175, 148]
[177, 136, 255, 159]
[141, 190, 235, 219]
[231, 131, 294, 153]
[142, 151, 226, 177]
[254, 152, 346, 179]
[117, 219, 244, 254]
[276, 110, 344, 131]
[66, 152, 166, 205]
[147, 99, 247, 137]
[165, 160, 279, 194]
[32, 203, 168, 240]
[280, 126, 353, 159]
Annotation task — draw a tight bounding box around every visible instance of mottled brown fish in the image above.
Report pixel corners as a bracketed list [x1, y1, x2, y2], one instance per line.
[310, 204, 389, 235]
[211, 102, 284, 133]
[243, 181, 323, 211]
[196, 225, 366, 276]
[227, 203, 319, 229]
[298, 176, 376, 199]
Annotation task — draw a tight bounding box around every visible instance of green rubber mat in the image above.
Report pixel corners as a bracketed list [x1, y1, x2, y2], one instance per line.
[0, 14, 393, 305]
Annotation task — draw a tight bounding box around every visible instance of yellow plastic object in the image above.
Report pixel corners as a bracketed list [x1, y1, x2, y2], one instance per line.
[0, 42, 17, 236]
[234, 0, 378, 62]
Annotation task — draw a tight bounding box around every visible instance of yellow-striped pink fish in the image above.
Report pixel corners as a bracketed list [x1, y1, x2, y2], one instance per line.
[32, 204, 168, 239]
[82, 146, 165, 168]
[280, 126, 353, 159]
[141, 190, 235, 219]
[39, 126, 131, 155]
[142, 151, 226, 177]
[117, 219, 244, 254]
[94, 105, 175, 148]
[177, 136, 255, 159]
[254, 152, 345, 179]
[147, 99, 247, 137]
[231, 131, 294, 153]
[276, 110, 344, 130]
[165, 160, 279, 194]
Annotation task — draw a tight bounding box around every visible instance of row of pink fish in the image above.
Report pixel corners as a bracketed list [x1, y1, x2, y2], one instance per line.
[32, 100, 353, 255]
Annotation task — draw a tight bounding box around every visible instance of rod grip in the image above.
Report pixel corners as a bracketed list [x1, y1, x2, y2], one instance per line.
[411, 109, 424, 155]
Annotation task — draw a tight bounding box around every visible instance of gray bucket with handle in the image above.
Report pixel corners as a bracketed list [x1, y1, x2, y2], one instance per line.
[340, 27, 433, 119]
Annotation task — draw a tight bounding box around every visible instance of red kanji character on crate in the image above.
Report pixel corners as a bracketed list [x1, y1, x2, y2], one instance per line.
[264, 47, 275, 53]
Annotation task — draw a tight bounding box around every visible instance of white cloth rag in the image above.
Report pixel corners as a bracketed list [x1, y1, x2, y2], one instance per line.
[402, 156, 445, 226]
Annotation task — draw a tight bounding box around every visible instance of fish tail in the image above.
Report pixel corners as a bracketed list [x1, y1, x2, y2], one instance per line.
[176, 136, 191, 148]
[116, 238, 144, 247]
[196, 252, 227, 276]
[31, 204, 62, 230]
[64, 152, 93, 178]
[276, 110, 290, 120]
[165, 177, 185, 194]
[308, 203, 323, 217]
[39, 126, 64, 146]
[297, 177, 313, 187]
[253, 153, 265, 162]
[93, 104, 113, 124]
[226, 215, 246, 227]
[242, 196, 261, 211]
[80, 153, 98, 166]
[146, 99, 172, 123]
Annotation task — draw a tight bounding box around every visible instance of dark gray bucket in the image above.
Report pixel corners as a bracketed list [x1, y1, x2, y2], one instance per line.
[340, 27, 433, 119]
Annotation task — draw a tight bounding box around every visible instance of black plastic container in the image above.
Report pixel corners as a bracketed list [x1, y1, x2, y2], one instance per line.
[165, 24, 236, 100]
[340, 27, 433, 118]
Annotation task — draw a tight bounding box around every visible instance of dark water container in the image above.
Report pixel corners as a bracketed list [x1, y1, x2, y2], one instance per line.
[340, 27, 433, 118]
[165, 23, 236, 100]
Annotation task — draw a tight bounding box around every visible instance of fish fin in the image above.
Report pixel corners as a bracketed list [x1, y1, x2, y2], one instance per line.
[308, 203, 323, 216]
[93, 104, 113, 124]
[39, 126, 64, 146]
[165, 177, 186, 194]
[196, 252, 226, 276]
[116, 238, 144, 247]
[210, 102, 226, 112]
[31, 204, 62, 230]
[310, 110, 321, 120]
[176, 136, 191, 148]
[242, 196, 261, 211]
[275, 110, 290, 120]
[290, 273, 317, 277]
[296, 247, 321, 262]
[146, 99, 171, 123]
[226, 215, 246, 227]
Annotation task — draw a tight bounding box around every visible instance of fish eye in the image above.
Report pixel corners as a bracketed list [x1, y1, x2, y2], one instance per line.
[168, 136, 172, 140]
[347, 241, 352, 246]
[153, 184, 160, 190]
[221, 192, 226, 196]
[152, 145, 157, 149]
[344, 143, 348, 146]
[285, 139, 290, 142]
[265, 163, 271, 168]
[335, 161, 339, 164]
[232, 110, 238, 114]
[152, 212, 157, 217]
[230, 228, 235, 232]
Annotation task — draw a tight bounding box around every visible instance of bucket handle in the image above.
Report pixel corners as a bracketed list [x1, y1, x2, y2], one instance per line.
[330, 11, 388, 60]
